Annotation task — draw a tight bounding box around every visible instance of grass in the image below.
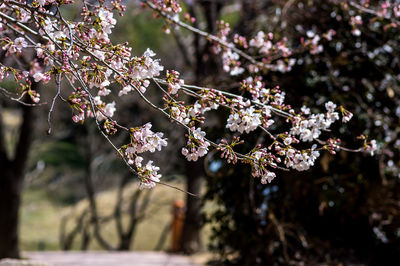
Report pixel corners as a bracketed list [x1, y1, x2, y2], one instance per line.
[20, 189, 61, 251]
[20, 181, 213, 252]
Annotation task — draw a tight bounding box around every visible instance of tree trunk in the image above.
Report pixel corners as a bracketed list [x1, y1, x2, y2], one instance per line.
[0, 98, 35, 259]
[179, 1, 224, 254]
[180, 160, 204, 253]
[0, 170, 23, 259]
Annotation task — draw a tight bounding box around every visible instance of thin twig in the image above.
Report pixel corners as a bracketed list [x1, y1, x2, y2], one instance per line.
[154, 78, 294, 118]
[47, 73, 62, 134]
[0, 87, 46, 106]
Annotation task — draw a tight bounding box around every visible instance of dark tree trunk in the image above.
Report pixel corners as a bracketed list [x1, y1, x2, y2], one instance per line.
[180, 160, 204, 253]
[179, 1, 224, 254]
[0, 169, 23, 259]
[0, 96, 36, 259]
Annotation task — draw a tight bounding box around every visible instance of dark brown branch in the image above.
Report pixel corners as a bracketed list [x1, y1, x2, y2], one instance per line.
[80, 218, 91, 250]
[116, 189, 142, 250]
[136, 189, 152, 222]
[126, 190, 141, 228]
[114, 173, 130, 239]
[59, 209, 89, 250]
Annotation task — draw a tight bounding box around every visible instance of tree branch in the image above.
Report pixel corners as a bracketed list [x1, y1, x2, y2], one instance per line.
[114, 173, 130, 238]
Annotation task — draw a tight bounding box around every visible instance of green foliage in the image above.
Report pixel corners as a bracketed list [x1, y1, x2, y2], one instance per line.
[0, 79, 18, 92]
[36, 141, 85, 170]
[113, 10, 171, 55]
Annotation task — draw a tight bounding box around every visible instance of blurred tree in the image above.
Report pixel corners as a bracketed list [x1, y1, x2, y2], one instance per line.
[0, 84, 37, 258]
[178, 0, 225, 254]
[59, 123, 152, 251]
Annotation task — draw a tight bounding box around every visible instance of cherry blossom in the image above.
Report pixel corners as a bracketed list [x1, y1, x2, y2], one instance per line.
[0, 0, 378, 190]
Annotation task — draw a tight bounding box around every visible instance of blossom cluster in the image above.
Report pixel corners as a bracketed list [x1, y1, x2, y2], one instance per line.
[249, 148, 279, 184]
[165, 70, 184, 95]
[226, 106, 262, 134]
[1, 37, 27, 55]
[284, 146, 320, 171]
[181, 127, 210, 162]
[127, 123, 168, 154]
[213, 22, 336, 74]
[122, 123, 168, 188]
[0, 0, 379, 189]
[290, 101, 340, 142]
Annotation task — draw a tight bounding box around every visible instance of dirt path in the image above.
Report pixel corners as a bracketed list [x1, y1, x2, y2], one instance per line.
[0, 251, 200, 266]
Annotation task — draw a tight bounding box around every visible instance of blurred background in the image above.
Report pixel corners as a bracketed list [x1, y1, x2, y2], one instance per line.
[1, 0, 400, 265]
